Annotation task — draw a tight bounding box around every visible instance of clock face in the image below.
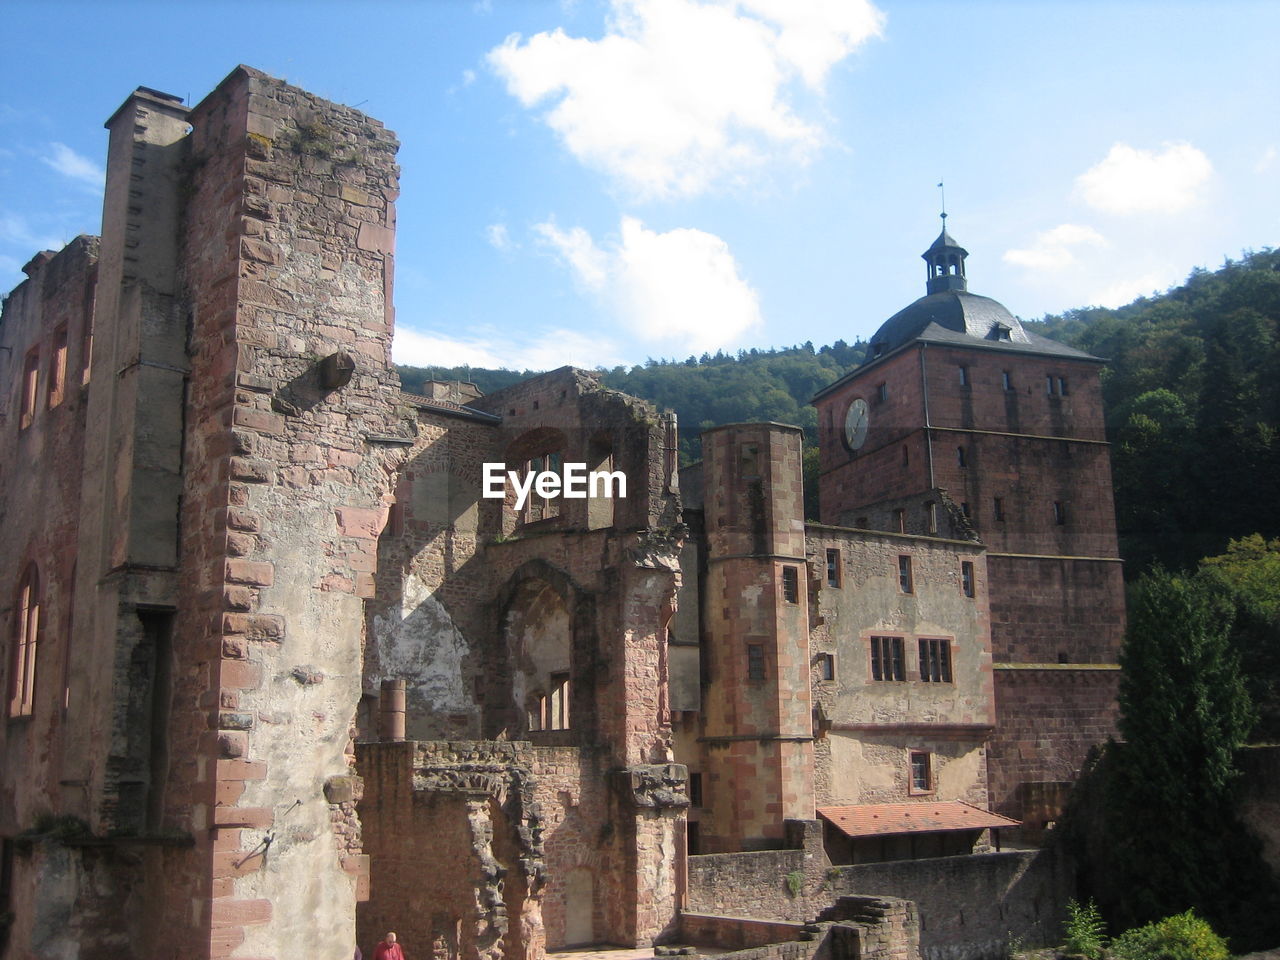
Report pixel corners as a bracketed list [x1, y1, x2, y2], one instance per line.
[844, 398, 869, 450]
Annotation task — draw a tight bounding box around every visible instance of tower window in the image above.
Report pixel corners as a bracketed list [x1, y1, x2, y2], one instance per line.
[689, 772, 704, 807]
[957, 446, 967, 468]
[958, 365, 969, 387]
[47, 326, 68, 409]
[877, 382, 888, 403]
[747, 643, 766, 681]
[893, 509, 906, 533]
[1047, 375, 1055, 395]
[1059, 377, 1069, 396]
[961, 502, 971, 518]
[825, 549, 841, 588]
[898, 555, 913, 594]
[919, 639, 952, 683]
[20, 348, 40, 430]
[961, 561, 975, 598]
[1054, 501, 1067, 525]
[994, 497, 1006, 521]
[902, 445, 909, 466]
[925, 501, 937, 534]
[781, 566, 799, 604]
[870, 636, 905, 682]
[8, 564, 41, 718]
[1002, 371, 1012, 392]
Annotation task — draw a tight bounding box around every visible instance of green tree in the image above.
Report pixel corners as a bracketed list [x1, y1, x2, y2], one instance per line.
[1064, 568, 1278, 948]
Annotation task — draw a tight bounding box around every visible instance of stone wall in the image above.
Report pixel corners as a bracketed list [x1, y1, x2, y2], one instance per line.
[824, 851, 1068, 960]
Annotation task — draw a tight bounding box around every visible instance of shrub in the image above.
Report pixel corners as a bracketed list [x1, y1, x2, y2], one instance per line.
[1062, 898, 1108, 960]
[1111, 911, 1229, 960]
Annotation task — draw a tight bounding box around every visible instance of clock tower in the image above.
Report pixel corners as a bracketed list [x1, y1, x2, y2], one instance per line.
[813, 227, 1125, 833]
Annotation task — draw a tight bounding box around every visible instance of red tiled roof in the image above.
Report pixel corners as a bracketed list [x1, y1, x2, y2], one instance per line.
[818, 801, 1020, 838]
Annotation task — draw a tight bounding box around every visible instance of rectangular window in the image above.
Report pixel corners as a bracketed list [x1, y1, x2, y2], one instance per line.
[958, 365, 969, 387]
[870, 636, 905, 681]
[925, 501, 937, 534]
[20, 348, 40, 430]
[961, 502, 971, 518]
[1002, 371, 1012, 392]
[910, 751, 933, 793]
[1054, 501, 1067, 525]
[8, 567, 40, 717]
[898, 555, 913, 594]
[919, 639, 953, 683]
[877, 382, 888, 403]
[818, 652, 836, 681]
[689, 772, 704, 807]
[548, 672, 570, 730]
[825, 549, 841, 588]
[961, 561, 975, 598]
[1058, 377, 1069, 396]
[893, 508, 906, 533]
[781, 565, 799, 604]
[1046, 375, 1055, 395]
[747, 643, 766, 681]
[957, 446, 966, 468]
[994, 496, 1005, 521]
[47, 326, 68, 408]
[902, 445, 909, 466]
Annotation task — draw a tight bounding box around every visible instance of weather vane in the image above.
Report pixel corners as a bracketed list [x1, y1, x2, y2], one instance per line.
[938, 180, 947, 225]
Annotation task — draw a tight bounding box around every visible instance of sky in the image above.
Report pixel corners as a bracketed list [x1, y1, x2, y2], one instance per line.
[1, 0, 1277, 371]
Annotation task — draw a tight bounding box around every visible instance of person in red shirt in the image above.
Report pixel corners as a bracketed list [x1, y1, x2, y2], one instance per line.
[374, 932, 405, 960]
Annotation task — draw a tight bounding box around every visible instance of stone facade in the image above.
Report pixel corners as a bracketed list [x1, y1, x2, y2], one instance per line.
[2, 68, 1126, 960]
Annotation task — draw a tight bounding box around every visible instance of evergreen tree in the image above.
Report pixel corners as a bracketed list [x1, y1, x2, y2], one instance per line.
[1075, 569, 1278, 948]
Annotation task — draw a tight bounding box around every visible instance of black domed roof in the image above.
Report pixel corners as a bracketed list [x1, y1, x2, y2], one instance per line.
[871, 289, 1027, 355]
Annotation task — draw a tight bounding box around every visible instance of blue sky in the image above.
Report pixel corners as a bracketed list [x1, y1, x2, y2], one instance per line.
[2, 0, 1276, 370]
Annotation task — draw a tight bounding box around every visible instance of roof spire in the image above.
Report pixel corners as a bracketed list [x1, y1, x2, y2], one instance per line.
[922, 192, 968, 295]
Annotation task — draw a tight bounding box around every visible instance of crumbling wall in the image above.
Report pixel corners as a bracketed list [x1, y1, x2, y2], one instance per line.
[167, 65, 404, 960]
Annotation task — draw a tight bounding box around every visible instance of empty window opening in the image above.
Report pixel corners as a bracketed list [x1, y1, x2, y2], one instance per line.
[877, 382, 889, 403]
[910, 751, 933, 793]
[961, 561, 975, 598]
[994, 497, 1006, 522]
[958, 365, 969, 387]
[818, 653, 836, 681]
[48, 327, 68, 409]
[8, 564, 40, 717]
[898, 555, 913, 594]
[893, 509, 906, 533]
[20, 349, 40, 430]
[1046, 375, 1055, 395]
[957, 446, 967, 468]
[548, 672, 570, 730]
[1053, 501, 1067, 525]
[747, 643, 766, 681]
[1002, 371, 1012, 392]
[925, 501, 937, 534]
[919, 639, 952, 683]
[870, 636, 905, 682]
[689, 772, 704, 807]
[1058, 377, 1069, 396]
[781, 565, 800, 604]
[902, 445, 910, 466]
[961, 502, 971, 518]
[825, 549, 841, 588]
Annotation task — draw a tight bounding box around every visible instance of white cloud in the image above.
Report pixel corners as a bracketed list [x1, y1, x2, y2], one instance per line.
[1256, 145, 1277, 174]
[1003, 223, 1107, 271]
[1089, 271, 1170, 308]
[486, 223, 513, 251]
[393, 324, 621, 371]
[488, 0, 883, 198]
[0, 212, 65, 252]
[41, 142, 104, 188]
[536, 215, 762, 354]
[1075, 142, 1211, 215]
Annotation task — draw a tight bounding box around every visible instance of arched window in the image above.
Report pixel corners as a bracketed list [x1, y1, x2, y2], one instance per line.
[8, 564, 40, 717]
